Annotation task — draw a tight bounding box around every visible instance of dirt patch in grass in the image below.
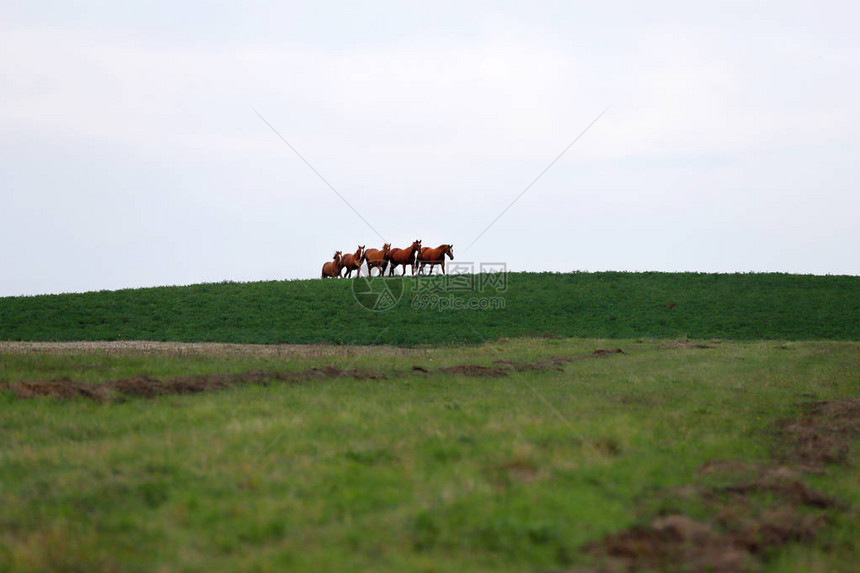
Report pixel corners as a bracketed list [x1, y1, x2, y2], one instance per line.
[9, 379, 107, 401]
[3, 367, 387, 402]
[771, 397, 860, 470]
[585, 515, 749, 572]
[581, 397, 858, 572]
[488, 349, 627, 373]
[2, 348, 629, 399]
[438, 365, 509, 377]
[715, 475, 838, 509]
[591, 348, 626, 356]
[444, 349, 627, 376]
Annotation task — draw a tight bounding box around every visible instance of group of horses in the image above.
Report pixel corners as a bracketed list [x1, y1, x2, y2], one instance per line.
[321, 240, 454, 278]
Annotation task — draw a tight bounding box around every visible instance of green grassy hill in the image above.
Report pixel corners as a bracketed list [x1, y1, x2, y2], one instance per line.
[1, 272, 857, 344]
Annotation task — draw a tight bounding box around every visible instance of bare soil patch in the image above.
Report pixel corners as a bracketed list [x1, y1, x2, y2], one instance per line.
[442, 349, 627, 377]
[772, 397, 860, 470]
[4, 367, 387, 402]
[2, 347, 629, 399]
[591, 348, 626, 356]
[581, 397, 858, 572]
[488, 349, 627, 373]
[438, 365, 509, 377]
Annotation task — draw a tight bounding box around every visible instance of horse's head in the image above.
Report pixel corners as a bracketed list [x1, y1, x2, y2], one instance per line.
[382, 243, 391, 255]
[411, 240, 422, 254]
[445, 244, 454, 260]
[356, 245, 365, 257]
[333, 251, 342, 262]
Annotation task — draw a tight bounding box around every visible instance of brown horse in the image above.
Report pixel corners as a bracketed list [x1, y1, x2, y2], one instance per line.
[340, 245, 365, 278]
[362, 243, 391, 277]
[417, 244, 454, 275]
[321, 251, 343, 279]
[388, 240, 422, 276]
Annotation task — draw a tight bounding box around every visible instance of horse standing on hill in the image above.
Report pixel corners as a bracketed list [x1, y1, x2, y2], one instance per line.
[417, 244, 454, 275]
[388, 240, 422, 276]
[340, 245, 365, 278]
[321, 251, 343, 279]
[362, 243, 391, 277]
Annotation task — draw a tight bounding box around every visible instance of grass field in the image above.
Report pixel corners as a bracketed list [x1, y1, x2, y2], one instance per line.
[1, 272, 858, 344]
[1, 338, 858, 572]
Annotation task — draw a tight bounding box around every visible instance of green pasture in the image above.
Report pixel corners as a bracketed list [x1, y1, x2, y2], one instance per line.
[1, 272, 858, 344]
[1, 338, 858, 572]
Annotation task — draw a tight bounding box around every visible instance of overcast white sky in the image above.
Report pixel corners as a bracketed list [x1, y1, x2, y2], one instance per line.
[1, 1, 858, 296]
